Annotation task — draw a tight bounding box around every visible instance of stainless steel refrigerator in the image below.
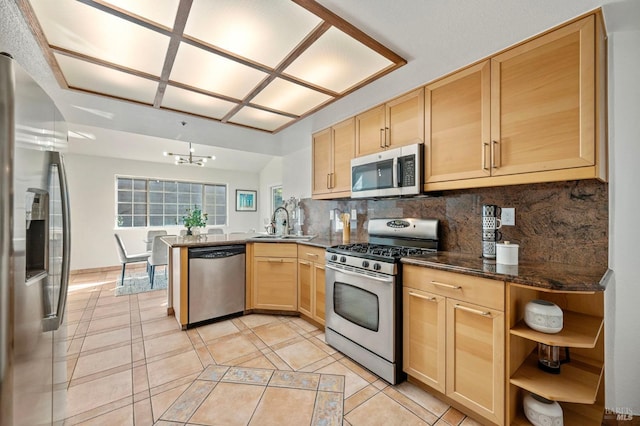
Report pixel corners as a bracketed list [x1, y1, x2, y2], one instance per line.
[0, 53, 71, 425]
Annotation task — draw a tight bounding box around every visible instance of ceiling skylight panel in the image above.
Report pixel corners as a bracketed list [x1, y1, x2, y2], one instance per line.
[252, 78, 332, 116]
[55, 54, 158, 104]
[184, 0, 322, 68]
[284, 27, 394, 94]
[229, 107, 294, 132]
[103, 0, 180, 29]
[161, 86, 236, 119]
[29, 0, 170, 75]
[171, 43, 268, 99]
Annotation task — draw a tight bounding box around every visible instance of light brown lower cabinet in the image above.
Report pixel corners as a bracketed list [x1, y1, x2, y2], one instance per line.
[251, 243, 297, 311]
[446, 298, 504, 424]
[297, 245, 326, 326]
[403, 265, 505, 425]
[507, 283, 605, 425]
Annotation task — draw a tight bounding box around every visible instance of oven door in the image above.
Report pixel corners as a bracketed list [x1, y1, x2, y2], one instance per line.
[325, 264, 396, 362]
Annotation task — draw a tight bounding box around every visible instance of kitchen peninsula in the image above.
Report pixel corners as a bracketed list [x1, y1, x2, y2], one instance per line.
[163, 233, 258, 329]
[162, 233, 335, 329]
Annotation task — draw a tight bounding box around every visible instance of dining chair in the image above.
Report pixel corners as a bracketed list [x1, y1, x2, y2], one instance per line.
[148, 234, 170, 287]
[114, 234, 150, 285]
[145, 229, 167, 252]
[207, 228, 223, 235]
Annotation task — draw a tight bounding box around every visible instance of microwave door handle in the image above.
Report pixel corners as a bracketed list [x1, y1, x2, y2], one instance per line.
[396, 158, 402, 187]
[393, 157, 400, 188]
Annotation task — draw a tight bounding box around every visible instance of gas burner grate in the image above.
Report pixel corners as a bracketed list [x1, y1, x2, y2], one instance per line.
[330, 243, 435, 260]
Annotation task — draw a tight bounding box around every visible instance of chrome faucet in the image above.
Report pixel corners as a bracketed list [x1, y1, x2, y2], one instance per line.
[271, 206, 290, 236]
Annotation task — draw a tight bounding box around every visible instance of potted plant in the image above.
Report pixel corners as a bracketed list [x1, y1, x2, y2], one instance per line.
[182, 205, 208, 236]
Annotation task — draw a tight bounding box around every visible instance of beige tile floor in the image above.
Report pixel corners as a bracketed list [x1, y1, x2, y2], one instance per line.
[64, 267, 483, 425]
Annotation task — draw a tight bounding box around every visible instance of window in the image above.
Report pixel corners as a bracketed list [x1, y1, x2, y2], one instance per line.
[270, 185, 283, 213]
[116, 177, 227, 228]
[117, 178, 147, 227]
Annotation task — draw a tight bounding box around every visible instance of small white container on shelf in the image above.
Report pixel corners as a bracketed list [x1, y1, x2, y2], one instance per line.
[524, 299, 564, 333]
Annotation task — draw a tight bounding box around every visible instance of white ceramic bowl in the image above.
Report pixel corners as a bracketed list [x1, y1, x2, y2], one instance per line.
[523, 392, 563, 426]
[524, 300, 563, 333]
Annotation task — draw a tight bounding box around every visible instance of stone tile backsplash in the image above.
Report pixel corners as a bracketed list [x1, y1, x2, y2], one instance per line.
[301, 179, 608, 268]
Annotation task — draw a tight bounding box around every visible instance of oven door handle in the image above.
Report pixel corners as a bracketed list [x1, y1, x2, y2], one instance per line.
[326, 264, 393, 283]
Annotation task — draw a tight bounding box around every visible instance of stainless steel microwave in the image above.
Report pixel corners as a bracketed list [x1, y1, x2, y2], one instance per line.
[351, 143, 423, 198]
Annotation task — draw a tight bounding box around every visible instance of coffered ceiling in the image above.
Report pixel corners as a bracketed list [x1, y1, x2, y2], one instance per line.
[20, 0, 406, 133]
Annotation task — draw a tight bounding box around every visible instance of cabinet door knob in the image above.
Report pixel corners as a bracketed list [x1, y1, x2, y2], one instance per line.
[482, 141, 490, 171]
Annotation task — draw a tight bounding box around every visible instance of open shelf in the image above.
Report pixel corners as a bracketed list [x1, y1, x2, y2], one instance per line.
[510, 353, 603, 404]
[513, 408, 603, 426]
[510, 310, 603, 348]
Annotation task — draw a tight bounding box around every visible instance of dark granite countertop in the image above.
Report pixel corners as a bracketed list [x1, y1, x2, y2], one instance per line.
[165, 234, 610, 292]
[402, 251, 611, 292]
[297, 234, 368, 249]
[162, 233, 261, 248]
[162, 232, 364, 249]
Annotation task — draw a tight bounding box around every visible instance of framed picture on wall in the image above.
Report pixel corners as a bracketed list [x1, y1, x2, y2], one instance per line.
[235, 189, 257, 211]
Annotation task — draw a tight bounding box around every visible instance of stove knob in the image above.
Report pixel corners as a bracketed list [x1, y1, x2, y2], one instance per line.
[340, 256, 347, 263]
[330, 254, 338, 261]
[373, 263, 382, 271]
[362, 260, 370, 268]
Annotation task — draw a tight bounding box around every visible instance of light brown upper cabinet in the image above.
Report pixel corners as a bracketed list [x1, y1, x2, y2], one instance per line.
[312, 118, 354, 199]
[491, 15, 597, 176]
[355, 88, 425, 157]
[424, 13, 607, 191]
[425, 61, 491, 183]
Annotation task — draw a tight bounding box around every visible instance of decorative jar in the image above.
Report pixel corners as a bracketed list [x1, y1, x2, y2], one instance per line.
[523, 392, 563, 426]
[524, 299, 563, 333]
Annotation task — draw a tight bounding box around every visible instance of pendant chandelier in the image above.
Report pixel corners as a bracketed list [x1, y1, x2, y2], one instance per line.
[163, 122, 215, 167]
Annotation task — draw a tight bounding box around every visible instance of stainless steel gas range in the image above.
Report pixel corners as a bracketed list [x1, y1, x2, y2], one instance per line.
[325, 218, 439, 384]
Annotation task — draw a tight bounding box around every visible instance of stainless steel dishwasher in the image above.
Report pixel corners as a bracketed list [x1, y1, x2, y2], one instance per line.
[188, 245, 245, 325]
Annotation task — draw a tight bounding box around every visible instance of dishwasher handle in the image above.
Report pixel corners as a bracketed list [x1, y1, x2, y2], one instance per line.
[188, 245, 245, 259]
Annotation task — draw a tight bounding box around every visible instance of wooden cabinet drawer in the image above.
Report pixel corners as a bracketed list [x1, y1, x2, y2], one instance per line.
[253, 242, 298, 258]
[403, 265, 504, 311]
[297, 245, 326, 262]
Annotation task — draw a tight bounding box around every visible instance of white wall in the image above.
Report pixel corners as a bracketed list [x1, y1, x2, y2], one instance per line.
[282, 146, 312, 200]
[64, 153, 261, 270]
[604, 6, 640, 413]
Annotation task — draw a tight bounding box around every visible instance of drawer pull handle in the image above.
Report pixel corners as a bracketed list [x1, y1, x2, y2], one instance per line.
[299, 260, 311, 266]
[455, 304, 490, 316]
[268, 258, 284, 263]
[409, 292, 436, 302]
[431, 281, 461, 290]
[306, 253, 319, 258]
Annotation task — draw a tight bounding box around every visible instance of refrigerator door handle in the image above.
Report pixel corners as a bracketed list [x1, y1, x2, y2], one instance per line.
[42, 152, 70, 332]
